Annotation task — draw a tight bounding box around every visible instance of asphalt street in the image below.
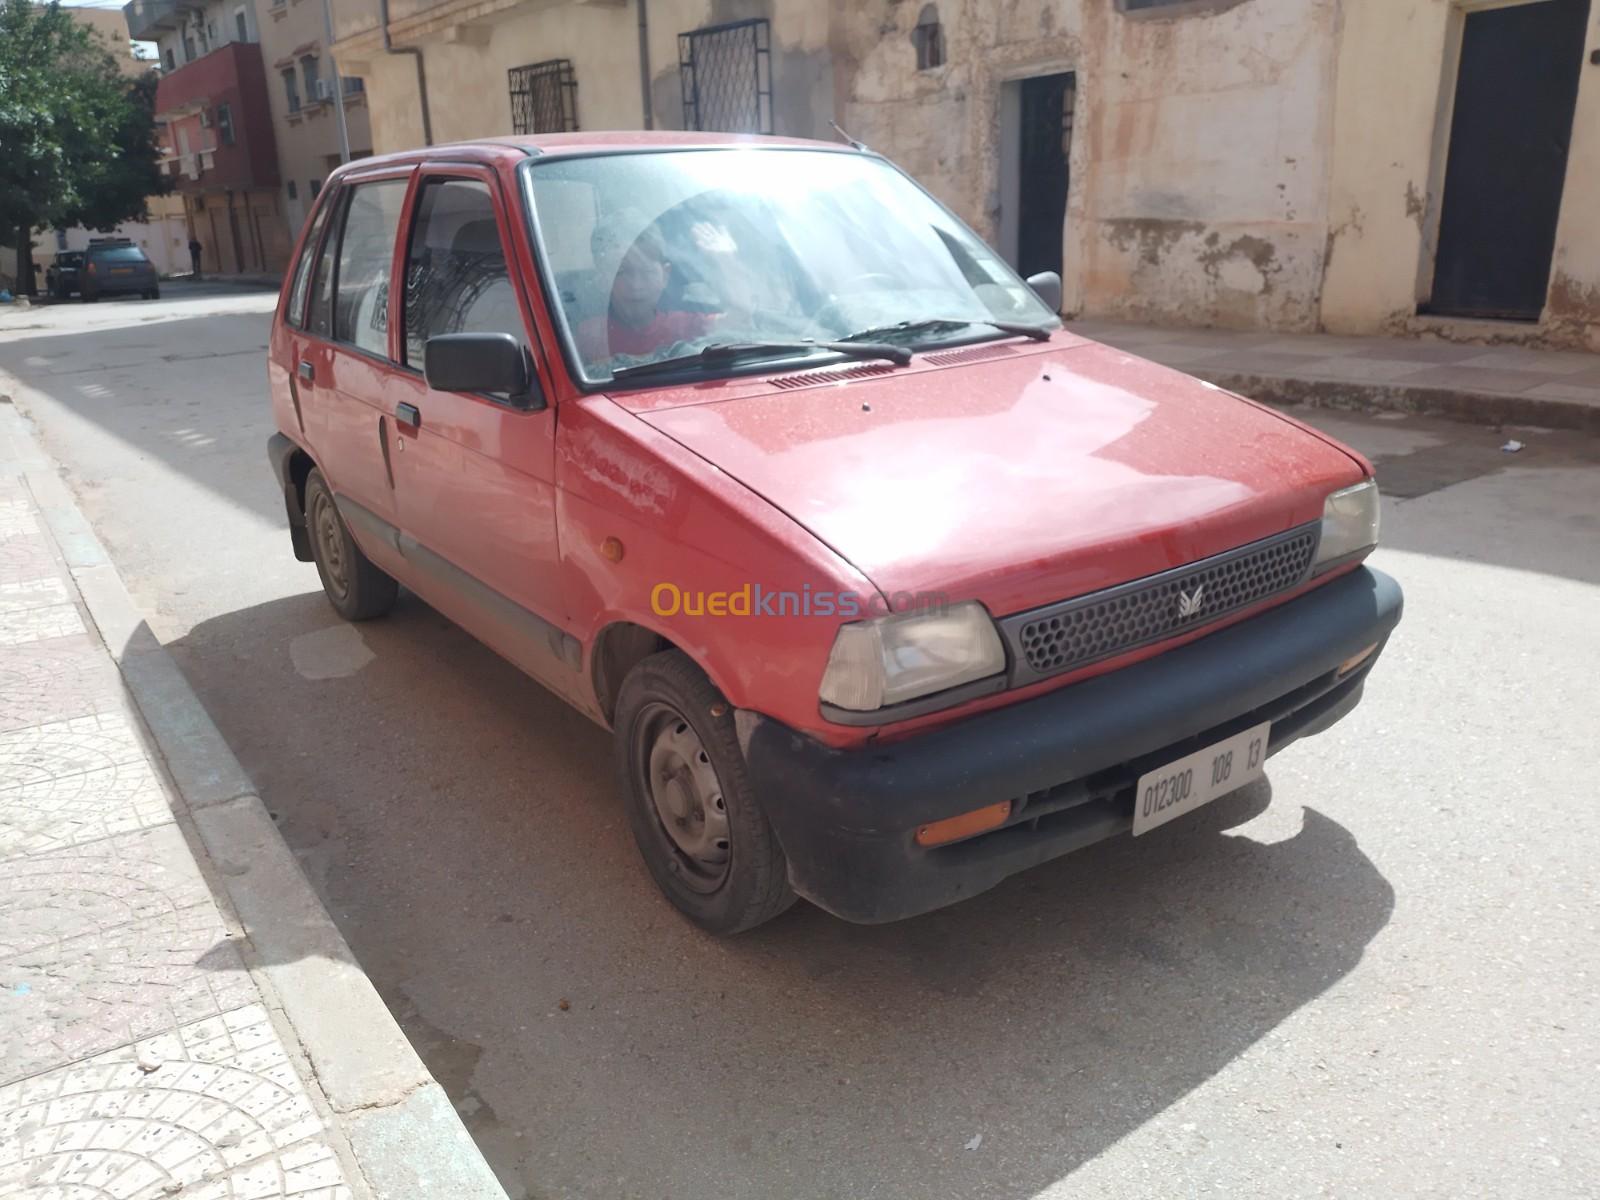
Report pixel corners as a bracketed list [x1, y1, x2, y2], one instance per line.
[3, 283, 1598, 1198]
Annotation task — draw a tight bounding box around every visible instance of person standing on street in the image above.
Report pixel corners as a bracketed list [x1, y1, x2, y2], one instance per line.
[188, 237, 203, 279]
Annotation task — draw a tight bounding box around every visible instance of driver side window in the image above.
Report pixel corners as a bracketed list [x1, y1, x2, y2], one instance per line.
[403, 178, 525, 369]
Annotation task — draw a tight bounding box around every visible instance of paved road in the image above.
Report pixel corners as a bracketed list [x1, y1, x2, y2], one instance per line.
[4, 288, 1598, 1198]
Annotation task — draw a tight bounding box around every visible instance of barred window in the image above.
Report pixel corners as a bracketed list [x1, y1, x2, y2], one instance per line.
[508, 59, 578, 135]
[678, 19, 772, 135]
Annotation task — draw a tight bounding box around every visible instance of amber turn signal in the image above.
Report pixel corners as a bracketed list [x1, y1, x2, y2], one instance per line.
[601, 536, 625, 563]
[915, 800, 1013, 848]
[1337, 643, 1379, 678]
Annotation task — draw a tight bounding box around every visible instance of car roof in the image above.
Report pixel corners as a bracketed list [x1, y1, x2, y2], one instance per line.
[333, 130, 860, 180]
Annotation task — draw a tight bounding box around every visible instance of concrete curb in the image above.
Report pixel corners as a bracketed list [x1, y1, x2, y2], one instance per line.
[0, 398, 508, 1200]
[1195, 369, 1600, 434]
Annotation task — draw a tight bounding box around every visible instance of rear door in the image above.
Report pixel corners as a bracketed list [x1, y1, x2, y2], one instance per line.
[385, 166, 567, 681]
[294, 167, 414, 573]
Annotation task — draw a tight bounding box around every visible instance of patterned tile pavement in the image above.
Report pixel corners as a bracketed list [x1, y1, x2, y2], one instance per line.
[0, 478, 361, 1197]
[0, 1006, 353, 1199]
[0, 823, 257, 1085]
[0, 634, 126, 733]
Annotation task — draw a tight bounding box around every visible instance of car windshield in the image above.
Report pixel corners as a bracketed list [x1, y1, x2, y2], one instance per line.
[91, 246, 149, 264]
[523, 148, 1057, 385]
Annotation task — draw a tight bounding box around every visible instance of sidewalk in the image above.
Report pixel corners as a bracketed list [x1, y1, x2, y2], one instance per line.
[1067, 318, 1600, 433]
[0, 404, 506, 1198]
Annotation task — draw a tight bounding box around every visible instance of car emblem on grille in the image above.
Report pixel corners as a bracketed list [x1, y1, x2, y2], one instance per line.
[1176, 584, 1207, 620]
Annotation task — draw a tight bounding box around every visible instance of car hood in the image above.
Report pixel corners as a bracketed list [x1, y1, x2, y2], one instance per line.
[630, 337, 1365, 616]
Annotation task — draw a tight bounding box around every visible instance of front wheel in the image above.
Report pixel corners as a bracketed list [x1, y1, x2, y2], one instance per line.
[303, 468, 397, 621]
[615, 650, 797, 934]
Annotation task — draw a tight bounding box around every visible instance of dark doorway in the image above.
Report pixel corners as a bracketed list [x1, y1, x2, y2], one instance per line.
[1426, 0, 1591, 321]
[1016, 71, 1075, 282]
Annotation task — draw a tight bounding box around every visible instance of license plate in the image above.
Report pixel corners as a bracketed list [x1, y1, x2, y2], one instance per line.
[1132, 720, 1271, 836]
[111, 267, 133, 275]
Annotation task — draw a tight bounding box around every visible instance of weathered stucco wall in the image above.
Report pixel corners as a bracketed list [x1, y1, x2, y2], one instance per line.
[329, 0, 1600, 347]
[840, 0, 1339, 330]
[1545, 4, 1600, 348]
[1319, 0, 1446, 337]
[1322, 0, 1600, 349]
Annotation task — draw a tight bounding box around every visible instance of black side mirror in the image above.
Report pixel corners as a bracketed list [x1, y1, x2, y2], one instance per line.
[1026, 271, 1063, 314]
[423, 332, 545, 410]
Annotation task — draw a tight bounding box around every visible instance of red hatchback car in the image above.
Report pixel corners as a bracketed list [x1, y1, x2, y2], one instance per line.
[267, 133, 1402, 933]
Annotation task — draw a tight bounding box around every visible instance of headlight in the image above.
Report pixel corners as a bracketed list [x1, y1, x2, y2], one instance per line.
[819, 602, 1006, 713]
[1314, 479, 1380, 573]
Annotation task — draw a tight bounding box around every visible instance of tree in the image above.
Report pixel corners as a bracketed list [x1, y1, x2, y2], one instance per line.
[0, 0, 168, 295]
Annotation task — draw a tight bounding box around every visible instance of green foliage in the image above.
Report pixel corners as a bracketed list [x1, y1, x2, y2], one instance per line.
[0, 0, 169, 286]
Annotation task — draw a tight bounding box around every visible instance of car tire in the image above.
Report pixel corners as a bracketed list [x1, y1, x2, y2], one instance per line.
[303, 468, 398, 621]
[615, 650, 798, 935]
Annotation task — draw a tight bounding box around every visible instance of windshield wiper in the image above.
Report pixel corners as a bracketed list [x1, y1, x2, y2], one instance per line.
[608, 338, 910, 383]
[840, 317, 1054, 344]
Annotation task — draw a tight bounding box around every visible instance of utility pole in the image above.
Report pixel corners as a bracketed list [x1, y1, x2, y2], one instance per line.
[322, 0, 351, 163]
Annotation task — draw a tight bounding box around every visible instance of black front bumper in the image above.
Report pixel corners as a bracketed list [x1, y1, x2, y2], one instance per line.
[744, 566, 1403, 924]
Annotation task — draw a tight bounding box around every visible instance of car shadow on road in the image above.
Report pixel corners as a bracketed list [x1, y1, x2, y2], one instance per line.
[174, 587, 1396, 1200]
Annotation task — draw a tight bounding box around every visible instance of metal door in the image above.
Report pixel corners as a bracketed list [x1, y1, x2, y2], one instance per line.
[1016, 72, 1075, 282]
[1427, 0, 1591, 320]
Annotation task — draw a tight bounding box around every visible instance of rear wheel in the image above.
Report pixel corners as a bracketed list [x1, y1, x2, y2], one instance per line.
[615, 650, 797, 934]
[303, 468, 397, 621]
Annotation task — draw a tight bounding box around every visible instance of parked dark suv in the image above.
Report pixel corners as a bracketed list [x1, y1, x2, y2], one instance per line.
[81, 241, 160, 302]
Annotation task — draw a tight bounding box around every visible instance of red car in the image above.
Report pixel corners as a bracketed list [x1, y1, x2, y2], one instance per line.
[267, 133, 1401, 933]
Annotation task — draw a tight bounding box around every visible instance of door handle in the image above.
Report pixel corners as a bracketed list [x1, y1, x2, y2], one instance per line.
[395, 402, 421, 430]
[298, 360, 314, 383]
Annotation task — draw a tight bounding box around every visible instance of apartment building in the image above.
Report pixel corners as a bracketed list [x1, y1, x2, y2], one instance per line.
[324, 0, 1600, 351]
[256, 0, 374, 238]
[125, 0, 287, 275]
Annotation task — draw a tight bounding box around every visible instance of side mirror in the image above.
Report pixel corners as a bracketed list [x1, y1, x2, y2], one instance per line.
[423, 332, 545, 410]
[1025, 271, 1062, 314]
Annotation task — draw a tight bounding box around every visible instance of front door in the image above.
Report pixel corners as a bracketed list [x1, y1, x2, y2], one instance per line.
[1427, 0, 1591, 320]
[386, 167, 568, 685]
[1016, 71, 1076, 283]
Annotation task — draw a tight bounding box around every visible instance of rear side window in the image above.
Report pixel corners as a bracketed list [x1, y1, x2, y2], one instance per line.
[333, 181, 407, 357]
[307, 192, 343, 339]
[90, 246, 149, 264]
[285, 195, 334, 328]
[402, 179, 524, 368]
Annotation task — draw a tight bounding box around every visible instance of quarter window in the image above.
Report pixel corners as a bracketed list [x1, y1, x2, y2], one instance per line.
[402, 179, 524, 369]
[286, 190, 333, 328]
[333, 181, 407, 356]
[306, 192, 342, 338]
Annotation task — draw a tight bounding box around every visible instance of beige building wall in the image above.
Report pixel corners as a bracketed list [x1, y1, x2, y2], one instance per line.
[1323, 0, 1600, 350]
[258, 0, 376, 240]
[325, 0, 1600, 349]
[330, 0, 832, 153]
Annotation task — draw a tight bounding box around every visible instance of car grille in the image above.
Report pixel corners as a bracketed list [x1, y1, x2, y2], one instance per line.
[999, 523, 1320, 683]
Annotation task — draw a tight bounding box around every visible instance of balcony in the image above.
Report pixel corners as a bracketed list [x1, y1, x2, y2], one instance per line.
[153, 41, 279, 193]
[124, 0, 203, 42]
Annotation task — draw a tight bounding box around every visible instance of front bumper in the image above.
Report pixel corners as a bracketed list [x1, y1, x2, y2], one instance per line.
[744, 566, 1403, 924]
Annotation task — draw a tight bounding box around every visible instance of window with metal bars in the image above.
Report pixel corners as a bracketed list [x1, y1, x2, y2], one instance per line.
[678, 19, 772, 135]
[508, 59, 578, 135]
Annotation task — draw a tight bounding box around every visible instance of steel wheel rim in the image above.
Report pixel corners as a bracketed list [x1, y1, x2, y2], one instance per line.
[310, 490, 349, 599]
[635, 702, 731, 893]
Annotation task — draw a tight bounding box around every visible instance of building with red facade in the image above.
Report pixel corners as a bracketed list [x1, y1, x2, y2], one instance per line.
[125, 0, 290, 275]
